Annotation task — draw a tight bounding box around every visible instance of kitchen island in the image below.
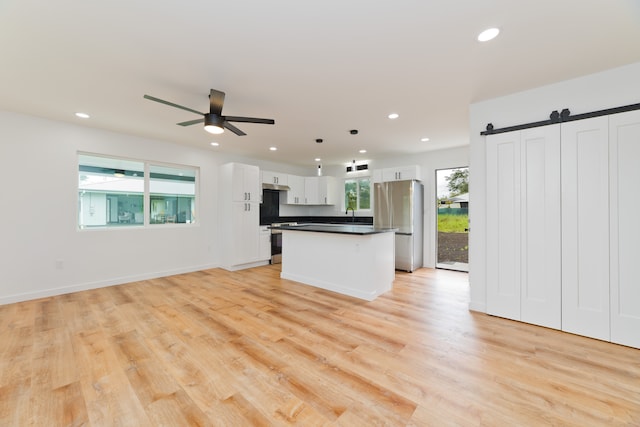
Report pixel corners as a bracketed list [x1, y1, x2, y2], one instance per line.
[278, 224, 396, 301]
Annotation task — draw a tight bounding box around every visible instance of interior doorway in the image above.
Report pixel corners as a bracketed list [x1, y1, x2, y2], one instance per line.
[436, 167, 469, 272]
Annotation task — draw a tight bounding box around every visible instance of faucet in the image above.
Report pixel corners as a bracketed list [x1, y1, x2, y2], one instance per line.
[346, 206, 356, 222]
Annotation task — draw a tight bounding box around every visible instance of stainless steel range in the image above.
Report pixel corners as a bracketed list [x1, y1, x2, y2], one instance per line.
[270, 222, 297, 264]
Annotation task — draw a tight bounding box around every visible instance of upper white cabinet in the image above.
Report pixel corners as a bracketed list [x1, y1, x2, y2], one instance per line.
[304, 176, 336, 205]
[609, 109, 640, 349]
[285, 174, 335, 205]
[486, 125, 561, 329]
[318, 176, 336, 205]
[285, 174, 305, 204]
[262, 170, 288, 186]
[373, 165, 421, 183]
[230, 163, 260, 203]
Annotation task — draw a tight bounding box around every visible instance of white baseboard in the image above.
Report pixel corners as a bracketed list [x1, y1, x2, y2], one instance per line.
[0, 262, 220, 306]
[468, 301, 486, 312]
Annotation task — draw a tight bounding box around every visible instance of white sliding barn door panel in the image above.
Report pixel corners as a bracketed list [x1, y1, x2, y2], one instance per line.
[486, 132, 521, 320]
[520, 125, 562, 329]
[561, 116, 610, 341]
[609, 110, 640, 348]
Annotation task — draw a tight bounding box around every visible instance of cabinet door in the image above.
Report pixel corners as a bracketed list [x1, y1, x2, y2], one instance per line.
[382, 165, 419, 181]
[561, 116, 610, 341]
[609, 109, 640, 348]
[259, 226, 271, 261]
[304, 177, 319, 204]
[244, 165, 260, 203]
[231, 164, 259, 202]
[231, 202, 259, 265]
[520, 125, 561, 329]
[262, 170, 277, 184]
[486, 131, 521, 320]
[319, 176, 336, 205]
[286, 175, 305, 204]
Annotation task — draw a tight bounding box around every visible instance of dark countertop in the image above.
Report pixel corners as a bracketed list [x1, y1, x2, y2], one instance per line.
[276, 223, 397, 235]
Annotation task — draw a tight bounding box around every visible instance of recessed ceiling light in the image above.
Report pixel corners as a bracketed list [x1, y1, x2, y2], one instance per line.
[421, 137, 430, 142]
[210, 142, 219, 147]
[388, 113, 399, 119]
[315, 158, 321, 162]
[269, 147, 277, 151]
[359, 149, 367, 154]
[75, 112, 90, 119]
[477, 27, 500, 42]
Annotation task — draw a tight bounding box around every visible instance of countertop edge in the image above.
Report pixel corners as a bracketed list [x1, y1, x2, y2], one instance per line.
[277, 224, 397, 235]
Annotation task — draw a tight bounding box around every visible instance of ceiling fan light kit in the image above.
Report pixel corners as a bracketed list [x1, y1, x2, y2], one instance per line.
[203, 114, 225, 134]
[144, 89, 274, 136]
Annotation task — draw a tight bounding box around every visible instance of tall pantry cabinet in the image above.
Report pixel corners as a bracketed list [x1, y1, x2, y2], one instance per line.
[486, 109, 640, 349]
[219, 162, 264, 270]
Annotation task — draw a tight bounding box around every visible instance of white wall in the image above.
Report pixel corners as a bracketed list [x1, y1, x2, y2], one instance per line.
[0, 111, 221, 304]
[469, 61, 640, 312]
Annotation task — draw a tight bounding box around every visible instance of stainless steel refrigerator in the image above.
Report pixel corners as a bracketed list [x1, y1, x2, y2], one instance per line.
[374, 180, 424, 272]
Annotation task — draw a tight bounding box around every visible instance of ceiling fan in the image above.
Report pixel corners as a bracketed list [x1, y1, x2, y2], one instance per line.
[143, 89, 275, 136]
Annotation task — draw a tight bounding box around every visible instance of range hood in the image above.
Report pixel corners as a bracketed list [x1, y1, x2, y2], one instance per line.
[262, 182, 291, 191]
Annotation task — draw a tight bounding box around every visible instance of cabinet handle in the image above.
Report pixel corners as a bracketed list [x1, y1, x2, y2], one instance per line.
[247, 203, 251, 211]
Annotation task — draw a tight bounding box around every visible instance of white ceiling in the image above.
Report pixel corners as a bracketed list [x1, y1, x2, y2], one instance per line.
[1, 0, 639, 167]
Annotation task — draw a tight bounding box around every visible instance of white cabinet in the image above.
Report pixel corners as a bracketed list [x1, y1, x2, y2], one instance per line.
[231, 163, 260, 203]
[259, 225, 271, 261]
[303, 176, 336, 205]
[382, 165, 421, 182]
[486, 125, 561, 329]
[304, 177, 319, 205]
[262, 170, 288, 186]
[220, 163, 264, 270]
[609, 109, 640, 348]
[318, 176, 336, 205]
[373, 165, 421, 183]
[230, 201, 260, 266]
[285, 175, 305, 204]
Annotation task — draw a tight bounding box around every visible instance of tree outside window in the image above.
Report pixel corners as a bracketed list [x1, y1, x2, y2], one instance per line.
[344, 178, 370, 211]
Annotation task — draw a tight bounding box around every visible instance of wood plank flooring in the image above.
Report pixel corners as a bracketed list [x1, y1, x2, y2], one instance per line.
[1, 265, 639, 426]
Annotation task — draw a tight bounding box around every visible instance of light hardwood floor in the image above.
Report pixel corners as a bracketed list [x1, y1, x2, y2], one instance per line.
[1, 266, 639, 426]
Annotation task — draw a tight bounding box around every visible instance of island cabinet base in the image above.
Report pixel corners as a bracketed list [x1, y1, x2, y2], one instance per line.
[280, 230, 395, 301]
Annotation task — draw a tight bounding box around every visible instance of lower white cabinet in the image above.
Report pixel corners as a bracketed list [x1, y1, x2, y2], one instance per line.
[259, 226, 271, 261]
[486, 109, 640, 349]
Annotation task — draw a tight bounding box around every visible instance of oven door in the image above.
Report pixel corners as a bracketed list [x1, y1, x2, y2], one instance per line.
[271, 229, 283, 264]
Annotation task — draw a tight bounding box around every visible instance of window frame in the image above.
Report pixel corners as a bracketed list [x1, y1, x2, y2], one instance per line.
[343, 175, 372, 212]
[77, 152, 199, 230]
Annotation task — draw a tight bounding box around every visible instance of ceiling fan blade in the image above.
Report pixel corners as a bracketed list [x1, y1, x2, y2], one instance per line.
[209, 89, 225, 116]
[223, 121, 246, 136]
[144, 94, 204, 116]
[177, 118, 204, 126]
[224, 115, 275, 125]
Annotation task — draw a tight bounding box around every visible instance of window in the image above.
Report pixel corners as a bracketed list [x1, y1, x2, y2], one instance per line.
[149, 164, 196, 224]
[344, 177, 371, 211]
[78, 154, 197, 229]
